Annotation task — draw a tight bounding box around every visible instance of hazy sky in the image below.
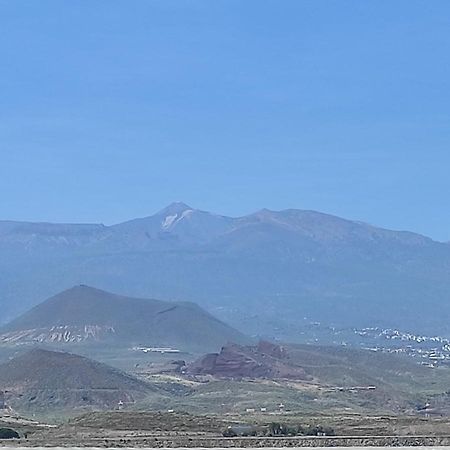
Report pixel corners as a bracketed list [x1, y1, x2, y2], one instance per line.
[1, 1, 449, 240]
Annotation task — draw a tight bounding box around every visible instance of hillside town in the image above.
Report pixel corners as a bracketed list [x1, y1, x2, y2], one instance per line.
[354, 327, 450, 366]
[298, 321, 450, 367]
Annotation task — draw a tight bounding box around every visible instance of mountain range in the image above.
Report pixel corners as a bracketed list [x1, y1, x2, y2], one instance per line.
[1, 202, 450, 338]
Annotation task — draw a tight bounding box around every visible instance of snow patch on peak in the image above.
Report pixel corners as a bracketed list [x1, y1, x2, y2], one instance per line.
[157, 202, 193, 216]
[179, 209, 194, 220]
[162, 214, 178, 230]
[161, 209, 194, 230]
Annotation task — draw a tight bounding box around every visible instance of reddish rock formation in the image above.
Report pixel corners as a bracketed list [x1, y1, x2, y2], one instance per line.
[257, 340, 288, 359]
[187, 341, 311, 380]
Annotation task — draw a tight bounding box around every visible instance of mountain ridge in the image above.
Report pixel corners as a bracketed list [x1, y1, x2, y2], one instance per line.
[0, 203, 438, 244]
[1, 203, 450, 339]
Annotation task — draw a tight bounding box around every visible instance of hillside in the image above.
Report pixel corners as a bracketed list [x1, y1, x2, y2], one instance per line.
[0, 349, 158, 414]
[1, 203, 450, 339]
[0, 286, 248, 352]
[4, 344, 450, 419]
[187, 341, 439, 387]
[171, 342, 450, 416]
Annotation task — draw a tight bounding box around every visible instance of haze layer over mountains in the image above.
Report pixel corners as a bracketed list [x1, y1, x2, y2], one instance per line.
[2, 202, 450, 338]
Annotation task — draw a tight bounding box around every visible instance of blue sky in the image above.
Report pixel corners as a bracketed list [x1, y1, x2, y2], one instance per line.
[1, 1, 450, 240]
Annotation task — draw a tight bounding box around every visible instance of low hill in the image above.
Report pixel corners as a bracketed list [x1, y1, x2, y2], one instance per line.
[0, 285, 248, 352]
[0, 349, 158, 413]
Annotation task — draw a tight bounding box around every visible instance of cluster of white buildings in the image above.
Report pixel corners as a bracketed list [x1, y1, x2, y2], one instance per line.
[355, 327, 450, 365]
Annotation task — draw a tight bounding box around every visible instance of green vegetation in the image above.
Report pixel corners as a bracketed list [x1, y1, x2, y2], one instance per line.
[222, 422, 336, 437]
[242, 422, 337, 437]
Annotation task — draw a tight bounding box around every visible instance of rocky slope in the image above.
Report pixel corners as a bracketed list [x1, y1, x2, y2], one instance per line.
[187, 341, 311, 380]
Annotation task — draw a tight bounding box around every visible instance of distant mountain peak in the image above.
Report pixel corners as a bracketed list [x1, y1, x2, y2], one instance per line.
[155, 202, 197, 231]
[157, 202, 194, 217]
[65, 284, 107, 296]
[251, 208, 277, 218]
[73, 284, 95, 290]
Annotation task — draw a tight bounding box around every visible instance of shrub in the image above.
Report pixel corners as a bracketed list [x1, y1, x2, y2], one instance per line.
[222, 427, 237, 437]
[268, 422, 282, 436]
[268, 422, 290, 436]
[0, 428, 20, 439]
[304, 425, 335, 436]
